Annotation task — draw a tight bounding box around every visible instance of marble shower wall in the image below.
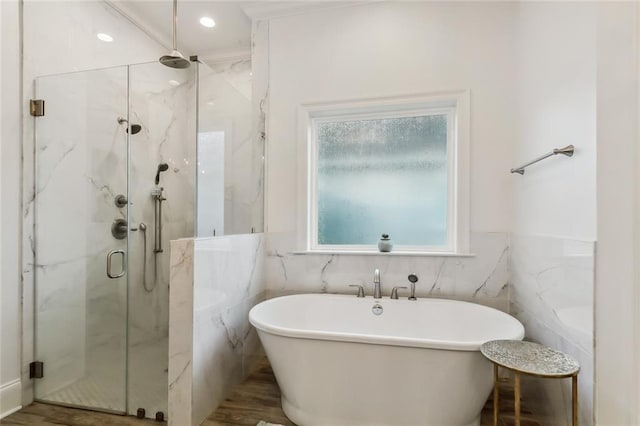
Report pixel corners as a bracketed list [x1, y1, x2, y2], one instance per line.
[30, 62, 196, 417]
[126, 62, 196, 416]
[264, 231, 510, 311]
[33, 67, 129, 400]
[510, 235, 594, 426]
[20, 0, 168, 405]
[197, 59, 253, 236]
[169, 234, 265, 426]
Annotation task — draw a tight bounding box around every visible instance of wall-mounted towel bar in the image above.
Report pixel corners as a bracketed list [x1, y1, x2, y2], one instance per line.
[510, 145, 574, 175]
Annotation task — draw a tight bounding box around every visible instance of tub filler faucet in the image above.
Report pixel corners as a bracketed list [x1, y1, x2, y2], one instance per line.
[374, 268, 381, 299]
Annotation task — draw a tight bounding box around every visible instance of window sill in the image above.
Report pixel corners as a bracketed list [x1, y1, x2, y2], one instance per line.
[291, 250, 476, 257]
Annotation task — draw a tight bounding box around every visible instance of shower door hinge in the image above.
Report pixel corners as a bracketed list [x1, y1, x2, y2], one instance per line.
[30, 99, 45, 117]
[29, 361, 44, 379]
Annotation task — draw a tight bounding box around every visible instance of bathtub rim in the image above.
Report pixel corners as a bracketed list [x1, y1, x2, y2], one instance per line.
[249, 294, 525, 352]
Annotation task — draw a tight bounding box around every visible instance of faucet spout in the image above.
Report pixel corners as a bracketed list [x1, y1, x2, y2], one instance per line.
[373, 268, 381, 299]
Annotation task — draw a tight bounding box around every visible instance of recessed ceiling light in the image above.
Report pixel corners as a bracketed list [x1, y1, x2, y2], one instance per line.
[168, 80, 180, 86]
[97, 33, 113, 42]
[199, 17, 216, 28]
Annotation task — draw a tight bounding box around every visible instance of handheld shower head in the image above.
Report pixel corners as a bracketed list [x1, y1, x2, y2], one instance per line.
[155, 163, 169, 185]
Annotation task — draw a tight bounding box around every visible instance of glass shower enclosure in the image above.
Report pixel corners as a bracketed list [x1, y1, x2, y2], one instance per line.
[32, 61, 196, 417]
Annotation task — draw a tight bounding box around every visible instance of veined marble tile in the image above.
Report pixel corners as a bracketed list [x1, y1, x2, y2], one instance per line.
[168, 235, 265, 426]
[510, 234, 594, 426]
[250, 20, 268, 234]
[193, 234, 265, 313]
[168, 239, 194, 426]
[510, 235, 594, 354]
[264, 231, 509, 311]
[196, 58, 260, 236]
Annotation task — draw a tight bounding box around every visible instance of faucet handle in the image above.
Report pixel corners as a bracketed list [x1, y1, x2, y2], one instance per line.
[349, 285, 365, 298]
[390, 286, 407, 300]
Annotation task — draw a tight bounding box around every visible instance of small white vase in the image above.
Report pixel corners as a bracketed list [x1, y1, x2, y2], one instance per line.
[378, 234, 393, 252]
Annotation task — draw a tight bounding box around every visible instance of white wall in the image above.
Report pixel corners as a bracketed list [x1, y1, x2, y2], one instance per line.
[1, 0, 24, 418]
[510, 3, 597, 424]
[266, 2, 515, 235]
[594, 3, 639, 424]
[512, 3, 596, 241]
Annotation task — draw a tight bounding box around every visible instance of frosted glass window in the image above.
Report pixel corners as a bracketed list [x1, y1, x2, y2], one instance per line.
[314, 113, 450, 248]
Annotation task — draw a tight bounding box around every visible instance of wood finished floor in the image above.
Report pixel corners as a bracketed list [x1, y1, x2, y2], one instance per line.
[3, 358, 541, 426]
[204, 358, 542, 426]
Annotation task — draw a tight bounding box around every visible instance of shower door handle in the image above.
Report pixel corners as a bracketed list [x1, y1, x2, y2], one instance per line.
[107, 249, 126, 279]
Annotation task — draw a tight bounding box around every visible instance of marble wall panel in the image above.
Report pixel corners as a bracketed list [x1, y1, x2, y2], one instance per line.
[32, 68, 129, 401]
[28, 62, 196, 417]
[510, 234, 594, 426]
[264, 231, 510, 311]
[250, 20, 268, 235]
[168, 234, 265, 426]
[127, 63, 196, 417]
[168, 239, 194, 426]
[197, 59, 261, 237]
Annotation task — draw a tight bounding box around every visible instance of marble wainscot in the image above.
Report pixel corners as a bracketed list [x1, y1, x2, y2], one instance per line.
[510, 234, 594, 426]
[264, 231, 510, 311]
[169, 234, 266, 426]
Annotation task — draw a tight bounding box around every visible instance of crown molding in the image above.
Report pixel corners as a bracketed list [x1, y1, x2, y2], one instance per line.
[241, 1, 375, 21]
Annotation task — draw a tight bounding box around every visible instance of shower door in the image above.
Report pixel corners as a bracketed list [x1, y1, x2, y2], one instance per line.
[33, 66, 130, 413]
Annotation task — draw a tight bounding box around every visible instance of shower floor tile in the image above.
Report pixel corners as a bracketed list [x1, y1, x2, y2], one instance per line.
[40, 373, 124, 412]
[37, 335, 167, 416]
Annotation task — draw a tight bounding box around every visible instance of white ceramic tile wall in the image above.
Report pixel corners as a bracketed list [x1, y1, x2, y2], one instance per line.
[265, 232, 510, 311]
[169, 234, 266, 426]
[510, 234, 594, 425]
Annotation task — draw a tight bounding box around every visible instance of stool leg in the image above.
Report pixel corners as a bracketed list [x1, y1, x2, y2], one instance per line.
[514, 372, 521, 426]
[493, 364, 499, 426]
[572, 374, 578, 426]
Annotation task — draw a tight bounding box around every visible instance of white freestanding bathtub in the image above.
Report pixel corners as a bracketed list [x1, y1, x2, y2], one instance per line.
[249, 294, 524, 426]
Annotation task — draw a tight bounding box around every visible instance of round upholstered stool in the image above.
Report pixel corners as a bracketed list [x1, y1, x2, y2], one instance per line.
[480, 340, 580, 426]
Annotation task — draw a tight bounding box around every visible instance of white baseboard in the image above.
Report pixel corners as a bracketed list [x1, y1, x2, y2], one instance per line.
[0, 379, 22, 419]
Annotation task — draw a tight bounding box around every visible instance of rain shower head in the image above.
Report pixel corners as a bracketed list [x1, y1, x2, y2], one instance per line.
[155, 163, 169, 185]
[160, 51, 190, 69]
[117, 117, 142, 135]
[160, 0, 190, 69]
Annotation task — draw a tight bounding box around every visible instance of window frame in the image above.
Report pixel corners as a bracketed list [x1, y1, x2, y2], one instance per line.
[297, 91, 470, 255]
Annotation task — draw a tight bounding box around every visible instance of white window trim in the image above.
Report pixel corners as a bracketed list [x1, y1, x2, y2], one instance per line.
[297, 90, 471, 255]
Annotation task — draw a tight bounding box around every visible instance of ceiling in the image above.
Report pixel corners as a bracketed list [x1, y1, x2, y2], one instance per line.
[107, 1, 253, 62]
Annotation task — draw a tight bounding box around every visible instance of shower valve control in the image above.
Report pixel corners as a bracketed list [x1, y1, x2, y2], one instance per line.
[111, 219, 129, 240]
[114, 194, 128, 208]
